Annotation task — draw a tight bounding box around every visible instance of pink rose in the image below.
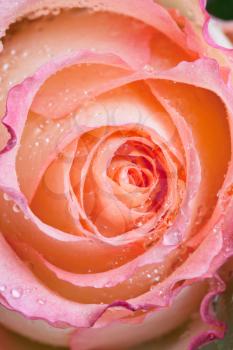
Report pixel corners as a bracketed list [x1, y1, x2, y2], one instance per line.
[0, 1, 233, 349]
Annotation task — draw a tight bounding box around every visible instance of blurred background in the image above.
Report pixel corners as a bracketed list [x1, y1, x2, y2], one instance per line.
[207, 0, 233, 20]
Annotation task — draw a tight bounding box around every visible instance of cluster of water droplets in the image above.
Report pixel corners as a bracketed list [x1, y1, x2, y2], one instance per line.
[2, 192, 30, 221]
[0, 283, 47, 306]
[163, 229, 182, 246]
[24, 0, 110, 23]
[26, 7, 61, 20]
[3, 192, 20, 213]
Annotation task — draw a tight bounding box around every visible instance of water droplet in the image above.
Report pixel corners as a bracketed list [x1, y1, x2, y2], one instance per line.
[13, 203, 20, 213]
[163, 230, 182, 245]
[35, 127, 42, 134]
[10, 49, 16, 56]
[143, 64, 154, 74]
[37, 298, 46, 305]
[45, 137, 50, 144]
[21, 50, 28, 58]
[24, 214, 30, 220]
[83, 90, 91, 97]
[135, 219, 143, 227]
[35, 141, 39, 147]
[11, 288, 22, 299]
[51, 8, 61, 16]
[2, 63, 9, 71]
[0, 285, 6, 292]
[3, 193, 11, 201]
[154, 276, 160, 282]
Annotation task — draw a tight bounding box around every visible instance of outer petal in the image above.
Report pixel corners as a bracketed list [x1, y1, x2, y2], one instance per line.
[71, 283, 207, 350]
[0, 323, 56, 350]
[0, 0, 187, 52]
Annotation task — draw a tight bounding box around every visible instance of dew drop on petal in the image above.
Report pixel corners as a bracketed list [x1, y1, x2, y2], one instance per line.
[35, 127, 42, 134]
[154, 276, 161, 282]
[163, 231, 182, 245]
[83, 90, 91, 97]
[3, 193, 11, 201]
[11, 288, 22, 299]
[143, 64, 154, 74]
[37, 298, 46, 305]
[21, 50, 29, 58]
[12, 203, 20, 213]
[135, 218, 144, 227]
[51, 8, 61, 16]
[0, 285, 6, 293]
[2, 63, 9, 71]
[24, 214, 30, 220]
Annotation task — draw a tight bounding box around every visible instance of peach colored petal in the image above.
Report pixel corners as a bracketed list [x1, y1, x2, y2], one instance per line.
[71, 282, 207, 350]
[30, 141, 81, 235]
[31, 63, 131, 120]
[0, 0, 187, 53]
[0, 233, 134, 327]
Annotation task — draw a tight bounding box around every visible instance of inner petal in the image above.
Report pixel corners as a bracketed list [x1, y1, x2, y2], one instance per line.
[79, 127, 182, 238]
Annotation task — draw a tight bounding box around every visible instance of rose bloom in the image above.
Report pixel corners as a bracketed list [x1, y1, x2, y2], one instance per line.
[0, 0, 233, 349]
